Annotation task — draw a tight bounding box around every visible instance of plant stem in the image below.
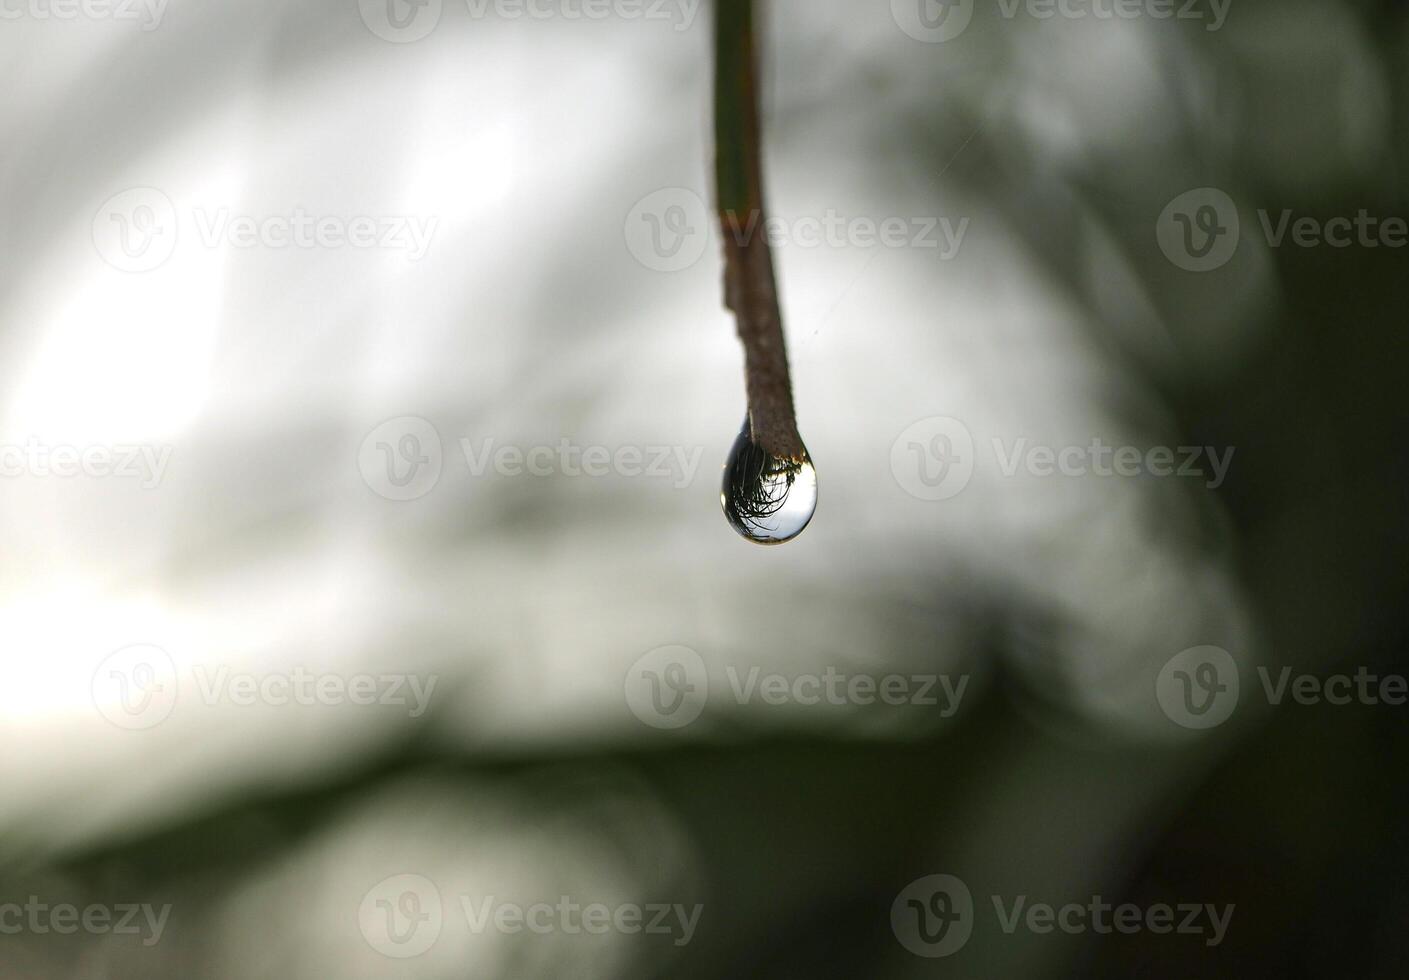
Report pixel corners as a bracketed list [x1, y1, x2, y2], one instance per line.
[714, 0, 804, 460]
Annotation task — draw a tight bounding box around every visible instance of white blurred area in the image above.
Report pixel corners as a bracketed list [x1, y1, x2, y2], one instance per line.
[205, 771, 704, 980]
[1, 0, 1389, 973]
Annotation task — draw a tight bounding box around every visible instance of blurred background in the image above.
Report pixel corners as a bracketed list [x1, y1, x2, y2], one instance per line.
[1, 0, 1406, 975]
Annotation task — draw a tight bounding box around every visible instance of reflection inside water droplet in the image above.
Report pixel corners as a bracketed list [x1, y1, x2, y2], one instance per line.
[721, 419, 817, 545]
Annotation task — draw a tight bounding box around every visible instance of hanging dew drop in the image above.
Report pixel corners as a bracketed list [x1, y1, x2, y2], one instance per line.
[721, 418, 818, 545]
[712, 1, 815, 544]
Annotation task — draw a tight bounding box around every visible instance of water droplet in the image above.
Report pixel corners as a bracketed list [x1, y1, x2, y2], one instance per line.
[721, 419, 817, 545]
